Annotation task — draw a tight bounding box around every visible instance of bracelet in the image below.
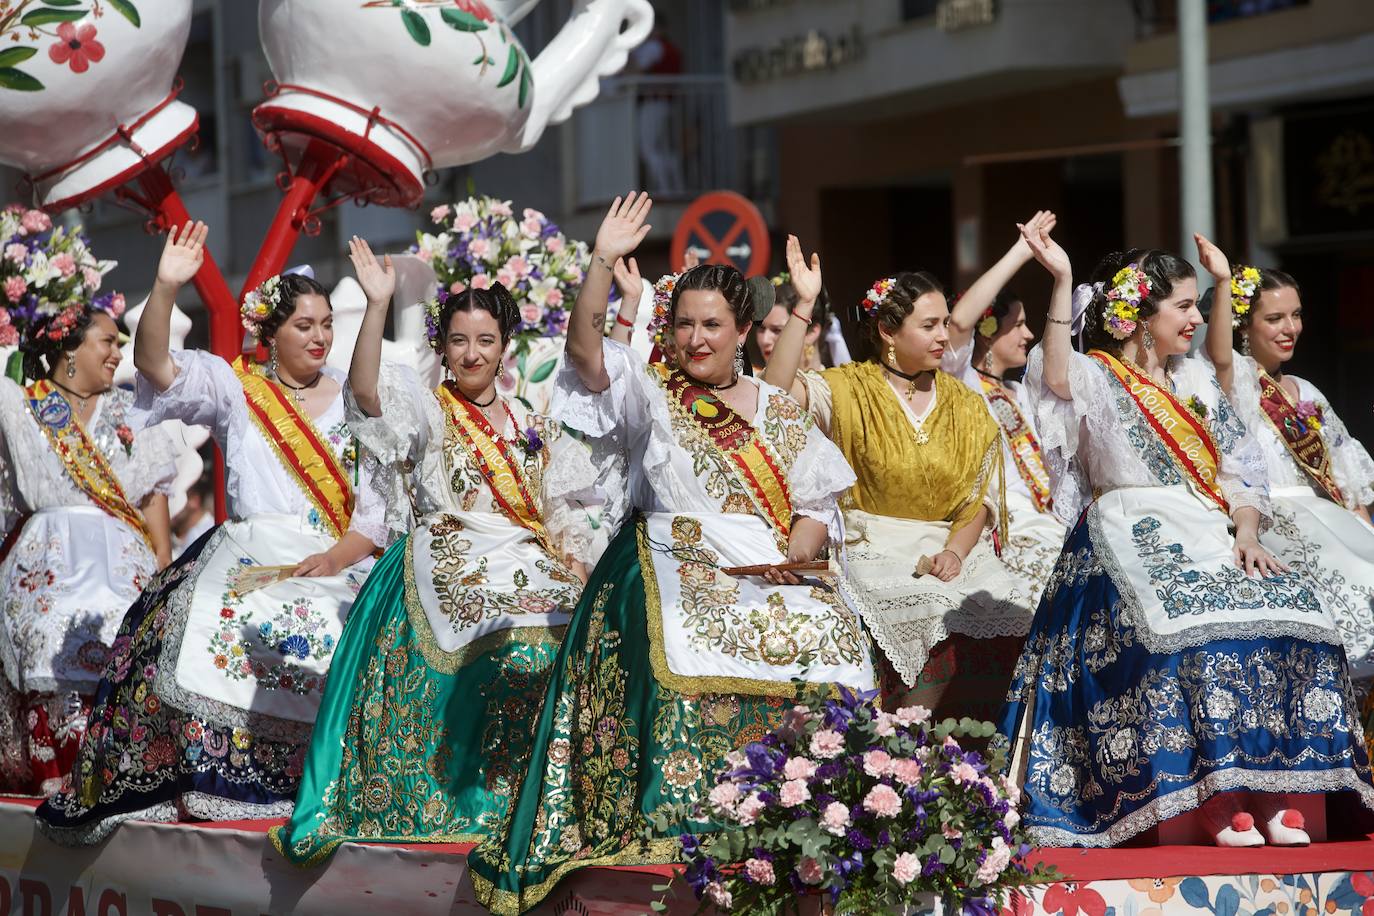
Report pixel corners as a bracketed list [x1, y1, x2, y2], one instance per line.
[790, 308, 813, 323]
[594, 253, 614, 273]
[615, 314, 635, 328]
[1046, 316, 1072, 326]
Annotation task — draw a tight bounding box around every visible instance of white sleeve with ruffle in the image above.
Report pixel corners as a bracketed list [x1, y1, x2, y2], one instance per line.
[1023, 345, 1101, 525]
[124, 423, 179, 504]
[786, 421, 856, 544]
[131, 350, 245, 445]
[540, 424, 605, 567]
[1307, 382, 1374, 510]
[346, 455, 391, 549]
[799, 370, 835, 437]
[0, 380, 22, 536]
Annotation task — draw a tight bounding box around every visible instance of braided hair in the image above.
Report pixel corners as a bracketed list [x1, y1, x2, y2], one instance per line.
[19, 305, 99, 381]
[436, 283, 521, 346]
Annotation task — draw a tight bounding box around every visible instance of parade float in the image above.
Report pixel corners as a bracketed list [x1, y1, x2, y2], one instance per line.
[4, 2, 1374, 914]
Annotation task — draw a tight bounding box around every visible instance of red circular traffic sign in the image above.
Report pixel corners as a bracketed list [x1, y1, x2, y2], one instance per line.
[671, 190, 770, 276]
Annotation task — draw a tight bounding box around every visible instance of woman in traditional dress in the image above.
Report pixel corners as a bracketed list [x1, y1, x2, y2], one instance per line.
[943, 215, 1067, 599]
[38, 222, 387, 843]
[1001, 212, 1374, 848]
[0, 301, 175, 796]
[468, 193, 876, 916]
[751, 270, 834, 374]
[271, 239, 599, 864]
[1194, 238, 1374, 679]
[763, 235, 1035, 722]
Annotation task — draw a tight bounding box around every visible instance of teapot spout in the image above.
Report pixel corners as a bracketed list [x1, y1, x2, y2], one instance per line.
[504, 0, 654, 153]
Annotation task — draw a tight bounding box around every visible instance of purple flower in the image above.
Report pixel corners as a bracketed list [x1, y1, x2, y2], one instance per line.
[846, 828, 873, 851]
[522, 427, 543, 455]
[963, 898, 997, 916]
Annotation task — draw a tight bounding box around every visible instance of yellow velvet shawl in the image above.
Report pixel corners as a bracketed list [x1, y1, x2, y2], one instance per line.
[821, 361, 1004, 535]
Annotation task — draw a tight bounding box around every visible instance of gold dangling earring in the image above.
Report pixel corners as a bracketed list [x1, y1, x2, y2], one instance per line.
[66, 358, 76, 379]
[734, 344, 745, 379]
[268, 343, 279, 378]
[1241, 331, 1251, 358]
[496, 360, 505, 379]
[981, 349, 994, 375]
[1142, 324, 1155, 352]
[887, 343, 897, 367]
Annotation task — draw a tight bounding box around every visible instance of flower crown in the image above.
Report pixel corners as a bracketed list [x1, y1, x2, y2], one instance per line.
[646, 272, 680, 357]
[241, 274, 283, 337]
[862, 277, 895, 320]
[976, 305, 999, 339]
[1230, 265, 1262, 321]
[1102, 263, 1151, 340]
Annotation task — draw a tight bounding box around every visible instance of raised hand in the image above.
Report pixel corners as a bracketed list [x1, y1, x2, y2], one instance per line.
[785, 234, 823, 305]
[682, 248, 701, 271]
[613, 256, 643, 307]
[156, 221, 208, 289]
[1194, 232, 1231, 282]
[594, 192, 653, 263]
[348, 236, 396, 308]
[1012, 210, 1056, 258]
[1018, 211, 1071, 281]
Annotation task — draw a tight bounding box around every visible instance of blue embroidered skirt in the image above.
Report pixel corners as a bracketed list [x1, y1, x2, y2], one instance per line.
[999, 497, 1374, 847]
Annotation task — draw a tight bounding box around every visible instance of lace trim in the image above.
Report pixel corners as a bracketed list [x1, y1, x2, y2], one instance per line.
[36, 800, 179, 847]
[1027, 764, 1374, 848]
[1087, 503, 1343, 654]
[180, 791, 294, 822]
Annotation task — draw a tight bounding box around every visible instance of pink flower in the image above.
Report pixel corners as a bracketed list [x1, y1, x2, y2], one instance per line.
[0, 318, 16, 347]
[708, 781, 741, 814]
[744, 858, 775, 886]
[892, 758, 924, 786]
[468, 238, 492, 260]
[943, 735, 962, 751]
[544, 288, 564, 307]
[415, 248, 435, 264]
[862, 749, 894, 778]
[470, 273, 491, 290]
[4, 243, 26, 265]
[735, 794, 766, 826]
[522, 207, 545, 222]
[942, 822, 962, 840]
[430, 204, 451, 223]
[798, 857, 824, 885]
[783, 756, 817, 781]
[82, 266, 103, 290]
[489, 200, 513, 218]
[51, 252, 76, 277]
[521, 217, 543, 238]
[820, 801, 850, 836]
[519, 303, 542, 325]
[1004, 807, 1021, 829]
[21, 210, 51, 234]
[449, 281, 467, 294]
[862, 783, 902, 818]
[4, 276, 26, 303]
[952, 762, 979, 784]
[453, 212, 478, 233]
[892, 851, 921, 885]
[974, 837, 1011, 885]
[810, 728, 844, 759]
[873, 711, 897, 737]
[780, 778, 811, 808]
[505, 255, 531, 277]
[546, 236, 565, 254]
[108, 293, 126, 318]
[48, 22, 105, 74]
[704, 881, 732, 909]
[496, 268, 518, 288]
[895, 704, 932, 727]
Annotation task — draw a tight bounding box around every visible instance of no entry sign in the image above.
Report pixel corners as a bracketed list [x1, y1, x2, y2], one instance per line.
[671, 190, 770, 276]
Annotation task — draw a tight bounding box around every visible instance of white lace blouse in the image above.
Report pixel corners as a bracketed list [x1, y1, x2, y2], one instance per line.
[1217, 351, 1374, 509]
[343, 361, 602, 566]
[1024, 346, 1271, 526]
[0, 379, 176, 537]
[552, 339, 856, 541]
[131, 350, 388, 548]
[942, 340, 1039, 505]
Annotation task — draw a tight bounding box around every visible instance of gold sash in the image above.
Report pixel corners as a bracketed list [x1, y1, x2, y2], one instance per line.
[1256, 370, 1344, 505]
[25, 380, 154, 552]
[232, 357, 353, 538]
[654, 364, 794, 536]
[824, 362, 1004, 538]
[979, 376, 1053, 514]
[1089, 350, 1229, 514]
[436, 382, 553, 552]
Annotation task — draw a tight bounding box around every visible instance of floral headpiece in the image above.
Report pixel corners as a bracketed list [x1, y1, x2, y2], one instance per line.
[422, 289, 450, 353]
[976, 305, 999, 339]
[862, 277, 895, 320]
[241, 274, 283, 337]
[1230, 265, 1261, 321]
[1102, 263, 1151, 340]
[646, 272, 680, 357]
[770, 271, 790, 288]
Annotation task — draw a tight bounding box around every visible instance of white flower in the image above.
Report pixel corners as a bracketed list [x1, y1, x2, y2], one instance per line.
[24, 250, 54, 288]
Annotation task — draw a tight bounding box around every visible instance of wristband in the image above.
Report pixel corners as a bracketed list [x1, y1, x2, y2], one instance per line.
[1046, 316, 1072, 326]
[615, 314, 635, 328]
[790, 308, 813, 324]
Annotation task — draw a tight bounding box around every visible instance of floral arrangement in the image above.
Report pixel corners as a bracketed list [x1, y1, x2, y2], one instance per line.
[976, 306, 999, 340]
[1184, 395, 1210, 423]
[647, 685, 1051, 916]
[1, 204, 121, 379]
[1102, 264, 1151, 341]
[415, 197, 589, 349]
[1296, 399, 1324, 432]
[1230, 265, 1262, 320]
[862, 277, 896, 320]
[241, 274, 283, 337]
[645, 271, 680, 359]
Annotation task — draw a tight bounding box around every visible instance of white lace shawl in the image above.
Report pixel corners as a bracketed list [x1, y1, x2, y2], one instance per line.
[0, 379, 176, 538]
[343, 361, 603, 566]
[130, 350, 388, 548]
[551, 338, 855, 542]
[942, 339, 1038, 505]
[1218, 351, 1374, 510]
[1024, 346, 1271, 527]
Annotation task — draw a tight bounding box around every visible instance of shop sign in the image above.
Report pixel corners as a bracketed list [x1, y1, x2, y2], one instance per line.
[937, 0, 998, 31]
[731, 24, 864, 85]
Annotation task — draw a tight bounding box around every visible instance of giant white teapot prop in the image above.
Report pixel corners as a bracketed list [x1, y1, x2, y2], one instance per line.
[0, 0, 196, 210]
[255, 0, 654, 208]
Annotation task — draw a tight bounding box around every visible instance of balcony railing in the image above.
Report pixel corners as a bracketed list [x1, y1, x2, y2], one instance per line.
[573, 75, 737, 209]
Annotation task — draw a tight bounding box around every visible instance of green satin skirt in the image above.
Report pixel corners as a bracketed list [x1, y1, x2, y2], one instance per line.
[269, 535, 563, 865]
[468, 520, 799, 916]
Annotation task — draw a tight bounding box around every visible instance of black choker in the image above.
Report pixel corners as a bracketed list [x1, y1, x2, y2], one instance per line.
[700, 374, 740, 392]
[975, 367, 1004, 383]
[457, 386, 498, 408]
[881, 360, 934, 397]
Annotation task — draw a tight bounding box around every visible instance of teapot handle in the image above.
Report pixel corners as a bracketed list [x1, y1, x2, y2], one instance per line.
[504, 0, 654, 153]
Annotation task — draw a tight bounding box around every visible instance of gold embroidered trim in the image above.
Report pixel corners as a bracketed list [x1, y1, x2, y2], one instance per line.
[470, 837, 686, 916]
[267, 823, 487, 869]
